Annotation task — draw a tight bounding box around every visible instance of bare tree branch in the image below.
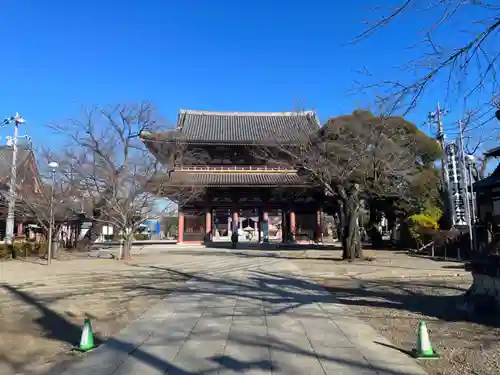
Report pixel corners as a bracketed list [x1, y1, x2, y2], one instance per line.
[254, 110, 435, 260]
[44, 102, 202, 259]
[352, 1, 499, 117]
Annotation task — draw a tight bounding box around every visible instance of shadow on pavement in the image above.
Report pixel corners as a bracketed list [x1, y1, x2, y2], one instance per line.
[1, 284, 104, 349]
[208, 355, 276, 372]
[203, 241, 342, 251]
[143, 265, 475, 325]
[156, 248, 465, 275]
[1, 258, 465, 375]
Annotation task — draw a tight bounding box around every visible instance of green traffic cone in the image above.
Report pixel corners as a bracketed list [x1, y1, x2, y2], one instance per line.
[72, 317, 96, 352]
[412, 321, 440, 360]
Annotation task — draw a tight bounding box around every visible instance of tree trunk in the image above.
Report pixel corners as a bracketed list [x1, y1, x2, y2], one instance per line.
[123, 236, 132, 260]
[339, 184, 363, 261]
[118, 237, 124, 260]
[337, 200, 346, 248]
[345, 206, 360, 260]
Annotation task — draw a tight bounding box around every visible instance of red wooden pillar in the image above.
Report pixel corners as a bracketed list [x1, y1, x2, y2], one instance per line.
[16, 222, 23, 236]
[178, 210, 184, 243]
[205, 208, 212, 236]
[290, 210, 296, 241]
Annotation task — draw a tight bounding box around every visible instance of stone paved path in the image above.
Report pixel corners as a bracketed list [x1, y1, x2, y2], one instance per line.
[59, 248, 428, 375]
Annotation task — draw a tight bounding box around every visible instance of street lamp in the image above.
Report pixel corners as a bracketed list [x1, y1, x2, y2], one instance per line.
[4, 113, 25, 254]
[47, 161, 59, 265]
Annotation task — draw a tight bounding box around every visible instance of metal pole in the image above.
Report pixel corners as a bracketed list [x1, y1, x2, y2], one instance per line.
[458, 120, 473, 255]
[467, 157, 478, 253]
[47, 169, 55, 265]
[468, 160, 476, 223]
[5, 119, 19, 250]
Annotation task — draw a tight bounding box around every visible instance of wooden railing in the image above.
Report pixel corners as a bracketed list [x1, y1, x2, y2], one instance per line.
[175, 165, 297, 172]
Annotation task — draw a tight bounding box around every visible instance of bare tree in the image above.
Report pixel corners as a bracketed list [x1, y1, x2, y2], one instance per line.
[47, 102, 201, 259]
[258, 111, 423, 260]
[0, 145, 78, 241]
[14, 174, 78, 236]
[353, 1, 499, 117]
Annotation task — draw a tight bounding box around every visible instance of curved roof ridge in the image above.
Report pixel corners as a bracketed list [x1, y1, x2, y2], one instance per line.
[179, 109, 316, 117]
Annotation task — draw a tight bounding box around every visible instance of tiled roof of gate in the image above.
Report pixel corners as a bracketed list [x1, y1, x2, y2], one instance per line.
[162, 171, 308, 187]
[142, 109, 320, 145]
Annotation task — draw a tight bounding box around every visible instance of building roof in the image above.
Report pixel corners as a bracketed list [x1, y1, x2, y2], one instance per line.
[142, 109, 320, 145]
[0, 145, 35, 185]
[161, 170, 309, 188]
[484, 146, 500, 158]
[473, 145, 500, 189]
[474, 163, 500, 190]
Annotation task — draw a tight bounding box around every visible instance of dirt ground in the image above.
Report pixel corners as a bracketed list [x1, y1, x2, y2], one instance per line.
[0, 253, 190, 375]
[292, 249, 500, 375]
[2, 248, 498, 375]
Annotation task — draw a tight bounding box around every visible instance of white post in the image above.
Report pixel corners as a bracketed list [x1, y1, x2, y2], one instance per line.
[47, 162, 59, 264]
[5, 119, 19, 248]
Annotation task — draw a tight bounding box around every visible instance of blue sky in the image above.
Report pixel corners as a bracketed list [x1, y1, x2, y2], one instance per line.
[0, 0, 497, 154]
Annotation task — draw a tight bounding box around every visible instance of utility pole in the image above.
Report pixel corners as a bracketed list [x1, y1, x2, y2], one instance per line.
[47, 162, 59, 265]
[429, 102, 453, 226]
[4, 113, 25, 253]
[458, 120, 474, 255]
[466, 154, 477, 252]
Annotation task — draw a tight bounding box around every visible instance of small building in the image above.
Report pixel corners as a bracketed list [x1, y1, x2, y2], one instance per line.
[0, 144, 43, 240]
[474, 146, 500, 252]
[0, 144, 85, 248]
[475, 146, 500, 224]
[141, 109, 326, 244]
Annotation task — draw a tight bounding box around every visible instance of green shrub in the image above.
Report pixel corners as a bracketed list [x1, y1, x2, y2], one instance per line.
[0, 245, 9, 259]
[406, 214, 439, 248]
[134, 233, 150, 241]
[421, 205, 443, 223]
[0, 241, 48, 259]
[408, 214, 439, 230]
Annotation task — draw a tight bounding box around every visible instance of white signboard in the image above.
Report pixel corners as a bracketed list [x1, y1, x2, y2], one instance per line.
[445, 143, 467, 226]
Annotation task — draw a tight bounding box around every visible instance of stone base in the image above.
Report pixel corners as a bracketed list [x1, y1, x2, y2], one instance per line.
[461, 266, 500, 318]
